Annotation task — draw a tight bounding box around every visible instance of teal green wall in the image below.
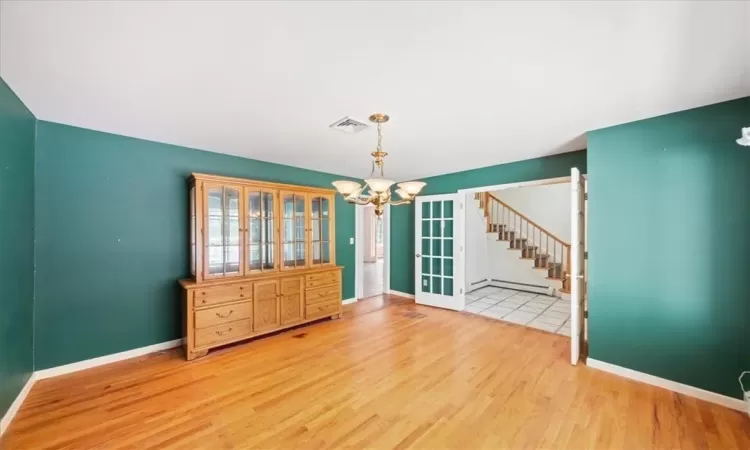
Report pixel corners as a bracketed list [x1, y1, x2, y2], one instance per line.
[34, 122, 356, 370]
[390, 151, 587, 294]
[0, 79, 35, 416]
[588, 97, 750, 399]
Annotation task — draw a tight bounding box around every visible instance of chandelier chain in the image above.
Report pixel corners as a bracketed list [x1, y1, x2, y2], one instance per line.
[376, 122, 383, 153]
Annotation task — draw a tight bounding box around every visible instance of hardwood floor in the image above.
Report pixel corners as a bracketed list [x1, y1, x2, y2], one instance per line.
[3, 295, 748, 449]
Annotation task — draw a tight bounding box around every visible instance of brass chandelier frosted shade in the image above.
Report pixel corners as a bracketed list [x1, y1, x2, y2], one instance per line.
[332, 113, 426, 216]
[363, 177, 395, 194]
[331, 180, 361, 196]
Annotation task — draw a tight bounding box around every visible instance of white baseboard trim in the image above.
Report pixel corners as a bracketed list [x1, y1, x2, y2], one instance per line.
[36, 338, 184, 380]
[587, 358, 746, 412]
[342, 297, 357, 305]
[388, 290, 415, 299]
[1, 372, 37, 437]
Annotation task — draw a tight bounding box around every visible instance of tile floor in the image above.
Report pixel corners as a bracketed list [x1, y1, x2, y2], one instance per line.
[464, 286, 571, 336]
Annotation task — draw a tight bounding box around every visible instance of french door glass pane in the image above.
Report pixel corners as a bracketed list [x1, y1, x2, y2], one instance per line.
[432, 258, 441, 275]
[444, 239, 453, 257]
[444, 219, 453, 238]
[421, 274, 430, 293]
[443, 278, 453, 296]
[420, 199, 454, 297]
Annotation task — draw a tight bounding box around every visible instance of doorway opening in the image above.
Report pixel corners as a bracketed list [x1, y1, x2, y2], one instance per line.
[464, 177, 574, 336]
[355, 204, 390, 301]
[412, 170, 588, 365]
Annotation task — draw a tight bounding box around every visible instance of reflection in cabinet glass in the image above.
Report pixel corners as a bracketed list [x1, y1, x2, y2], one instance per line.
[281, 192, 307, 269]
[310, 195, 333, 266]
[187, 174, 338, 283]
[247, 189, 277, 272]
[206, 184, 242, 277]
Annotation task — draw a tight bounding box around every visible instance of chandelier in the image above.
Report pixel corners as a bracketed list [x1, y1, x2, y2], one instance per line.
[332, 113, 426, 217]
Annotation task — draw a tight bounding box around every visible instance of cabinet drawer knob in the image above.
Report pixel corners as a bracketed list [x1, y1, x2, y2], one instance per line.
[216, 310, 234, 319]
[216, 328, 232, 336]
[240, 293, 244, 297]
[201, 299, 207, 304]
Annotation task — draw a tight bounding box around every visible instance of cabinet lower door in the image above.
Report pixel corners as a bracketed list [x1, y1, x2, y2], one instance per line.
[280, 276, 304, 325]
[253, 280, 280, 333]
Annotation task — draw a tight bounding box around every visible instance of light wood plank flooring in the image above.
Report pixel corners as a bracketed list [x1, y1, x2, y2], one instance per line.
[2, 295, 748, 449]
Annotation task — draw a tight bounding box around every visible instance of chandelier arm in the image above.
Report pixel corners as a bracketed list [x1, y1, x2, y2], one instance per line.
[388, 199, 413, 206]
[347, 198, 372, 206]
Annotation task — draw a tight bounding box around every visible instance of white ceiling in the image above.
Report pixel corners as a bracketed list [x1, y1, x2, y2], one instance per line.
[1, 1, 748, 181]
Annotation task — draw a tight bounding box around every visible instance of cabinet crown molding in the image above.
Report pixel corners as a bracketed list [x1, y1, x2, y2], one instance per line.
[190, 173, 338, 194]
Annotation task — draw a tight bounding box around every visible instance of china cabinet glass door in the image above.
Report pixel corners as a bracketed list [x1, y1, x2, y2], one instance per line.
[280, 191, 308, 269]
[204, 183, 243, 278]
[309, 194, 333, 266]
[246, 188, 278, 273]
[190, 186, 196, 276]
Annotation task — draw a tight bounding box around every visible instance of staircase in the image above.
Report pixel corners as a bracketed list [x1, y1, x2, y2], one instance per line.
[476, 192, 571, 295]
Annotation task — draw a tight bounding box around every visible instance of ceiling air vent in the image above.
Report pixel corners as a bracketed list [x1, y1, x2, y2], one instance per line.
[329, 116, 369, 134]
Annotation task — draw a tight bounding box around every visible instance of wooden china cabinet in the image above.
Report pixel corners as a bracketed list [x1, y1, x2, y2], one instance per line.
[179, 173, 343, 360]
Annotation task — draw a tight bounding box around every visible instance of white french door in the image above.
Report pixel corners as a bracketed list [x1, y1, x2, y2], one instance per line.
[415, 194, 464, 311]
[570, 168, 586, 365]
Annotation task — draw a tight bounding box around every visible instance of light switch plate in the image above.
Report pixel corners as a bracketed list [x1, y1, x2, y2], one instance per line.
[350, 237, 354, 245]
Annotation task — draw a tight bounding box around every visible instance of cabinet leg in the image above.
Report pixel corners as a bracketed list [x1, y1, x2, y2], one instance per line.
[187, 349, 209, 360]
[331, 313, 341, 320]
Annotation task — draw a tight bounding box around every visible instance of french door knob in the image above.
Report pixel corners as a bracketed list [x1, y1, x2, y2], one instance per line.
[416, 254, 421, 258]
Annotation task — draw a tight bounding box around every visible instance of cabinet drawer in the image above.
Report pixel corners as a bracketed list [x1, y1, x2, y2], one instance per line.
[305, 285, 341, 305]
[305, 270, 340, 289]
[195, 319, 252, 348]
[305, 298, 340, 320]
[193, 283, 251, 308]
[194, 301, 252, 329]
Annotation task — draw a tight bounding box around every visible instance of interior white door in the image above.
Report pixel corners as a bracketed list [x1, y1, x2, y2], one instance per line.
[415, 194, 464, 310]
[570, 167, 586, 365]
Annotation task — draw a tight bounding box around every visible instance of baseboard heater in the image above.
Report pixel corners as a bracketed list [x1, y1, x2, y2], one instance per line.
[490, 279, 546, 289]
[470, 279, 489, 286]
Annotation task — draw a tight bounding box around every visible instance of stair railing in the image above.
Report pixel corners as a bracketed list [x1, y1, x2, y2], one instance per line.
[476, 192, 571, 287]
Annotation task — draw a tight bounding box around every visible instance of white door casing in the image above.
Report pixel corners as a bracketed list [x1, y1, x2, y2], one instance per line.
[570, 167, 586, 365]
[415, 194, 465, 311]
[355, 204, 390, 300]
